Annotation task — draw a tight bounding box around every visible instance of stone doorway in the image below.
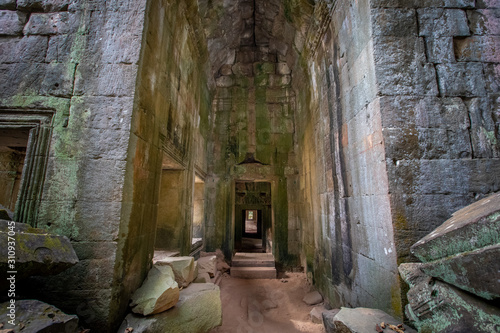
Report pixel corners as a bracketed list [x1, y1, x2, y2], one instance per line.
[234, 181, 271, 253]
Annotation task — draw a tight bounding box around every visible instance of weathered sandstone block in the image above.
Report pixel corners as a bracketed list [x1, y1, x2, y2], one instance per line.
[0, 300, 79, 333]
[411, 192, 500, 262]
[0, 220, 78, 281]
[155, 256, 196, 288]
[130, 265, 179, 316]
[323, 307, 416, 333]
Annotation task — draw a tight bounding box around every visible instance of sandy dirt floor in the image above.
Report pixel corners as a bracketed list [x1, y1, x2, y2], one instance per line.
[210, 272, 326, 333]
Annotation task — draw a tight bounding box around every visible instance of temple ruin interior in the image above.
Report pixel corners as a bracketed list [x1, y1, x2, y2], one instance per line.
[0, 0, 499, 332]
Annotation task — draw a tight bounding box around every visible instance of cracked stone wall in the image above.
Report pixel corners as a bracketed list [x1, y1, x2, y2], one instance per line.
[292, 0, 500, 320]
[372, 0, 500, 266]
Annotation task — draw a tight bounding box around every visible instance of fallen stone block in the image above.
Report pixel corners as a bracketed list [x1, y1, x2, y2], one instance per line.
[303, 290, 323, 305]
[419, 244, 500, 300]
[155, 256, 196, 287]
[0, 220, 78, 282]
[130, 265, 179, 316]
[400, 262, 500, 333]
[323, 307, 416, 333]
[120, 283, 222, 333]
[194, 272, 211, 283]
[322, 309, 340, 332]
[0, 299, 79, 333]
[309, 306, 324, 324]
[411, 192, 500, 262]
[197, 255, 216, 277]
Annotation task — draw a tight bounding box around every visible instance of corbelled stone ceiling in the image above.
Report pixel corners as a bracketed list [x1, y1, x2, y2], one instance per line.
[197, 0, 320, 78]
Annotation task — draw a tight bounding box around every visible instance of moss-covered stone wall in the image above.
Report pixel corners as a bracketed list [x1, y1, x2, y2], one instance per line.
[0, 0, 211, 331]
[116, 0, 212, 329]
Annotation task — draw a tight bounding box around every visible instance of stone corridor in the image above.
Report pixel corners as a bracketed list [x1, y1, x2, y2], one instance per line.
[0, 0, 499, 332]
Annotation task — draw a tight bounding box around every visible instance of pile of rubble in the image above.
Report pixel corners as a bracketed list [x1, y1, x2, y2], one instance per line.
[119, 253, 224, 333]
[400, 192, 500, 332]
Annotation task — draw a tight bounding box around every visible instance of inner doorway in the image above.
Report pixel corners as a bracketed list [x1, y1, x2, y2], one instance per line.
[242, 209, 262, 252]
[234, 181, 271, 253]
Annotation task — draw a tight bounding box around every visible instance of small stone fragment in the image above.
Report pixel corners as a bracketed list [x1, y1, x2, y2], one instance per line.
[303, 291, 323, 305]
[197, 255, 217, 277]
[309, 306, 324, 324]
[375, 324, 383, 333]
[322, 308, 416, 333]
[381, 321, 386, 328]
[262, 299, 278, 310]
[388, 324, 404, 333]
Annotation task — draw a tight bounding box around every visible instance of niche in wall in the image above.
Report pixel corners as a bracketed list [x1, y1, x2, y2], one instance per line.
[0, 109, 54, 225]
[191, 173, 205, 251]
[155, 151, 186, 252]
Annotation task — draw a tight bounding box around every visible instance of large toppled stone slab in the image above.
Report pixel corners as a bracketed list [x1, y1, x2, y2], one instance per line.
[322, 307, 416, 333]
[0, 220, 78, 281]
[0, 299, 79, 333]
[130, 265, 179, 316]
[411, 192, 500, 262]
[155, 256, 196, 287]
[400, 263, 500, 333]
[120, 283, 222, 333]
[419, 244, 500, 300]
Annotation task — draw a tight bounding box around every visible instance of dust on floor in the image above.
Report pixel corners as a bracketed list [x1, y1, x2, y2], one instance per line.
[210, 272, 326, 333]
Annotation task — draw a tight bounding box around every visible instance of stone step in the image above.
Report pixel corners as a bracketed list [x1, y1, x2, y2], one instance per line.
[231, 266, 277, 279]
[232, 253, 275, 267]
[232, 258, 275, 267]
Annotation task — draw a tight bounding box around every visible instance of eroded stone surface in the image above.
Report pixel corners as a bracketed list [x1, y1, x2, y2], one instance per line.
[0, 220, 78, 281]
[400, 265, 500, 333]
[420, 244, 500, 300]
[411, 192, 500, 262]
[0, 300, 79, 333]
